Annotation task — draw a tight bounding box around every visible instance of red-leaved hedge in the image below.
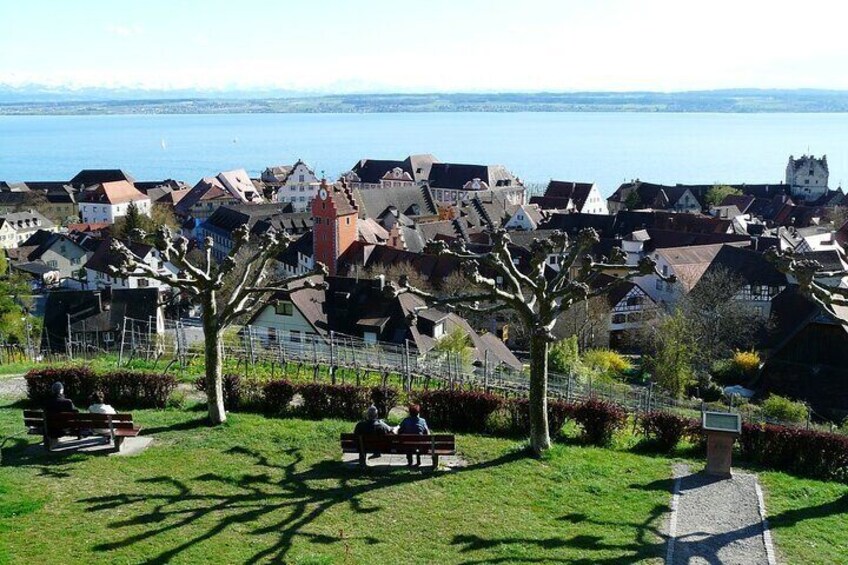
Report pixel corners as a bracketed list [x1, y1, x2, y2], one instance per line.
[263, 379, 298, 415]
[297, 383, 374, 420]
[26, 366, 176, 409]
[415, 389, 504, 433]
[740, 423, 848, 481]
[573, 398, 627, 445]
[639, 411, 692, 452]
[503, 397, 576, 438]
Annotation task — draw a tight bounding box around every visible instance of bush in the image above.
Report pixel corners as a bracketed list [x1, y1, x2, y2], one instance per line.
[740, 423, 848, 481]
[195, 374, 242, 410]
[25, 366, 97, 404]
[639, 411, 691, 452]
[297, 383, 372, 421]
[761, 394, 808, 424]
[572, 399, 627, 445]
[500, 397, 576, 438]
[710, 359, 740, 385]
[263, 379, 297, 414]
[549, 336, 582, 375]
[416, 389, 504, 433]
[370, 386, 400, 419]
[582, 349, 633, 379]
[732, 350, 761, 377]
[25, 366, 176, 409]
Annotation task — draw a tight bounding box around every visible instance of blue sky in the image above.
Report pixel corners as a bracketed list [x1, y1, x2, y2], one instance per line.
[2, 0, 847, 92]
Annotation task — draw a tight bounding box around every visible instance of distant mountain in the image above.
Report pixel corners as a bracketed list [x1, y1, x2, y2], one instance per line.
[3, 87, 848, 114]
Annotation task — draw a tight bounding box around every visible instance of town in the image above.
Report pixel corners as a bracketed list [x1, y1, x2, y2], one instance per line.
[1, 153, 846, 420]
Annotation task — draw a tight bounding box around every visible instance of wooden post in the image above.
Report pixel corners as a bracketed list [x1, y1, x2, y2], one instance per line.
[483, 349, 490, 393]
[329, 331, 336, 385]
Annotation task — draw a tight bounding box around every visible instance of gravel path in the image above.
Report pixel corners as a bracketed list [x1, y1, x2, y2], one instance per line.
[668, 463, 774, 565]
[0, 375, 26, 400]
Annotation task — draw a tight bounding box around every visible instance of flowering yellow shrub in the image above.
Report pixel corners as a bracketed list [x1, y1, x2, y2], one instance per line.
[732, 350, 761, 376]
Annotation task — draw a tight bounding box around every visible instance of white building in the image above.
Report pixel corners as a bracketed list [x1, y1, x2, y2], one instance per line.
[504, 204, 544, 231]
[78, 181, 151, 225]
[216, 169, 265, 204]
[273, 160, 320, 211]
[786, 154, 829, 201]
[0, 210, 57, 249]
[84, 238, 177, 291]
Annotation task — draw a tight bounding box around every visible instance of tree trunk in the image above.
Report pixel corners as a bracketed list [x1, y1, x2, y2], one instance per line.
[203, 297, 226, 425]
[528, 331, 551, 455]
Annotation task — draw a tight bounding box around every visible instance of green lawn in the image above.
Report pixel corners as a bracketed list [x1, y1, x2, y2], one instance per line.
[1, 399, 846, 564]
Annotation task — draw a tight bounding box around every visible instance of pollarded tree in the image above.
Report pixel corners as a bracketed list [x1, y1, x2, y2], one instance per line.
[391, 228, 673, 455]
[768, 247, 848, 309]
[110, 226, 325, 424]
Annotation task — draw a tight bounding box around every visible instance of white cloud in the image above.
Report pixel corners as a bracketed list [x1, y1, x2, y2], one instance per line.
[105, 24, 142, 38]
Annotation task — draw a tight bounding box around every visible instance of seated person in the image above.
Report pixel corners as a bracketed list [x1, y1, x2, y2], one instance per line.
[88, 392, 116, 415]
[43, 382, 78, 445]
[88, 391, 117, 437]
[398, 404, 430, 466]
[353, 405, 393, 464]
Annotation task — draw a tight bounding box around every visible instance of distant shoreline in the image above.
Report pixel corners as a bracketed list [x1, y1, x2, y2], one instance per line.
[4, 90, 848, 115]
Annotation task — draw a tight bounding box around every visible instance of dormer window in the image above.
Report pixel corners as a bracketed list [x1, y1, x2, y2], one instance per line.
[275, 302, 294, 316]
[432, 322, 445, 339]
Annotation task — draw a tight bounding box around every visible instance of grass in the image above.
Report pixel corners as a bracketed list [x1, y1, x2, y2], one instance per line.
[1, 397, 846, 564]
[0, 400, 678, 564]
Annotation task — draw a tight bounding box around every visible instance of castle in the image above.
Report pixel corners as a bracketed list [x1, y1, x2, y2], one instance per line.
[786, 154, 829, 200]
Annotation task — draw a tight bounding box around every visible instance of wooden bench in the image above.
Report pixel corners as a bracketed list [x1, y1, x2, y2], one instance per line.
[24, 410, 141, 452]
[340, 433, 456, 468]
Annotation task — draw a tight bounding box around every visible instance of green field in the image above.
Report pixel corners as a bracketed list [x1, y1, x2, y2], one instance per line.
[1, 398, 845, 564]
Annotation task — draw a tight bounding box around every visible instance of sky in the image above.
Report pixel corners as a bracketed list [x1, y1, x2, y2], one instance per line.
[2, 0, 848, 93]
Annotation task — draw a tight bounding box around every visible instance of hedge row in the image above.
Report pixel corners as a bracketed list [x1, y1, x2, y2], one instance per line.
[741, 423, 848, 481]
[26, 366, 176, 409]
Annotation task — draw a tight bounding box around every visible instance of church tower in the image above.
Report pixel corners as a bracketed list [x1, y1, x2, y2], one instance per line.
[311, 179, 358, 276]
[786, 154, 829, 201]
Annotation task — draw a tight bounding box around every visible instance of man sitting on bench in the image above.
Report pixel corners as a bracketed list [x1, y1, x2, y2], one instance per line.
[353, 405, 393, 462]
[44, 382, 78, 448]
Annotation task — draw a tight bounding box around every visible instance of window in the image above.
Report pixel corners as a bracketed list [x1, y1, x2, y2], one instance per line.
[47, 260, 58, 268]
[102, 332, 114, 343]
[346, 217, 350, 225]
[363, 331, 377, 345]
[138, 278, 149, 287]
[275, 302, 294, 316]
[433, 322, 445, 339]
[655, 279, 664, 291]
[71, 257, 81, 266]
[290, 330, 302, 343]
[299, 174, 305, 182]
[626, 296, 642, 307]
[612, 314, 626, 324]
[548, 256, 557, 265]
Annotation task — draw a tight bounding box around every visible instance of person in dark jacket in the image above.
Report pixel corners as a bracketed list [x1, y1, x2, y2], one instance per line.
[353, 406, 393, 464]
[44, 382, 78, 445]
[398, 404, 430, 466]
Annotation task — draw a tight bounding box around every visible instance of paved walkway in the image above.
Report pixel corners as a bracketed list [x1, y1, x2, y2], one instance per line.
[0, 375, 26, 399]
[667, 463, 775, 565]
[342, 452, 465, 470]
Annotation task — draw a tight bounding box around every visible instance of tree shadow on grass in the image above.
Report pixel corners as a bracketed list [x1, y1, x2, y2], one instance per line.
[79, 445, 527, 564]
[451, 473, 848, 565]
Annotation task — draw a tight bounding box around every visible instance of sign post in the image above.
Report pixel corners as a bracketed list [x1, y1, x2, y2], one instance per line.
[701, 411, 741, 478]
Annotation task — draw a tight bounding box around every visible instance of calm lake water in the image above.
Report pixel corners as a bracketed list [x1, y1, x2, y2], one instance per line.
[2, 112, 847, 196]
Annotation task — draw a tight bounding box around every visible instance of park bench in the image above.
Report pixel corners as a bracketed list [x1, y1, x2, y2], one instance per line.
[340, 433, 456, 468]
[23, 410, 141, 453]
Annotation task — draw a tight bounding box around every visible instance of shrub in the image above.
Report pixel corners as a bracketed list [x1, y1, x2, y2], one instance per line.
[25, 366, 97, 404]
[415, 389, 504, 433]
[549, 336, 582, 375]
[370, 386, 400, 419]
[297, 383, 372, 421]
[500, 397, 576, 438]
[761, 394, 808, 424]
[97, 370, 177, 409]
[710, 359, 740, 385]
[263, 379, 297, 415]
[582, 349, 633, 379]
[572, 399, 627, 445]
[639, 411, 691, 452]
[732, 350, 761, 377]
[740, 423, 848, 481]
[25, 366, 175, 409]
[196, 374, 242, 410]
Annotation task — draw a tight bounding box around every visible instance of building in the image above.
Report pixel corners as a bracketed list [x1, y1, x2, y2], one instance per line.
[786, 154, 829, 201]
[13, 230, 93, 287]
[531, 180, 608, 215]
[271, 160, 320, 211]
[427, 162, 525, 207]
[78, 181, 151, 224]
[0, 210, 57, 249]
[312, 180, 359, 276]
[608, 181, 703, 214]
[83, 238, 176, 291]
[504, 204, 545, 231]
[40, 287, 164, 353]
[342, 154, 437, 190]
[174, 177, 241, 220]
[200, 204, 313, 262]
[216, 169, 265, 204]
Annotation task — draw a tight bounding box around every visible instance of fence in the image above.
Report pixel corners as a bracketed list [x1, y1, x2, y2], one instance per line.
[9, 315, 846, 434]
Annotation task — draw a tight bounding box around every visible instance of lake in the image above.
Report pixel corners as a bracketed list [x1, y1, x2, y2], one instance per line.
[1, 112, 847, 196]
